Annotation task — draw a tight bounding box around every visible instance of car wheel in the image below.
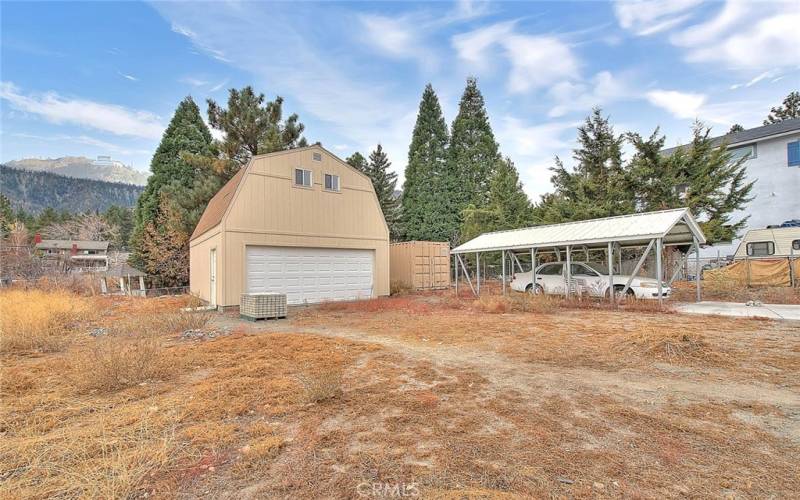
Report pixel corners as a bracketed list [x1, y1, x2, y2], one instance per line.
[607, 286, 634, 300]
[527, 284, 544, 295]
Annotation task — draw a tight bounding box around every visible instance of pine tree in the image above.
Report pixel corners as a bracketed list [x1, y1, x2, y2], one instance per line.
[535, 108, 631, 223]
[401, 84, 450, 242]
[764, 91, 800, 125]
[627, 122, 755, 243]
[0, 194, 14, 237]
[131, 96, 214, 271]
[366, 145, 400, 240]
[461, 157, 533, 241]
[346, 152, 368, 173]
[447, 77, 500, 223]
[207, 87, 307, 167]
[728, 123, 745, 134]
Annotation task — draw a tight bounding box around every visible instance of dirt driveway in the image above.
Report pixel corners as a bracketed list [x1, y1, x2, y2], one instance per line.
[207, 294, 800, 498]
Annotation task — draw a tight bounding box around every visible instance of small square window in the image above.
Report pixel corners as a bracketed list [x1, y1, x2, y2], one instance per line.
[788, 141, 800, 167]
[312, 152, 322, 161]
[324, 173, 340, 192]
[294, 168, 312, 187]
[747, 241, 774, 256]
[792, 239, 800, 251]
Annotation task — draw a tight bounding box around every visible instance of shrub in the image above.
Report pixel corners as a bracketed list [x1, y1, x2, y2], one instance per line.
[70, 316, 177, 392]
[0, 289, 92, 353]
[158, 310, 213, 334]
[390, 280, 413, 295]
[296, 368, 343, 404]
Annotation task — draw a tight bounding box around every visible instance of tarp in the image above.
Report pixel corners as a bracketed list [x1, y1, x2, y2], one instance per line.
[705, 259, 795, 287]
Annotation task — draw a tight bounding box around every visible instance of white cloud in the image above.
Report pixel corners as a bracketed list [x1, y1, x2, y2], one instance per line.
[729, 69, 781, 90]
[615, 0, 800, 71]
[359, 14, 436, 70]
[171, 22, 230, 62]
[0, 82, 164, 139]
[180, 76, 209, 87]
[613, 0, 701, 35]
[679, 10, 800, 70]
[495, 117, 579, 199]
[117, 71, 139, 82]
[209, 79, 229, 92]
[452, 22, 579, 93]
[9, 132, 151, 156]
[548, 71, 630, 117]
[646, 89, 706, 119]
[452, 21, 515, 72]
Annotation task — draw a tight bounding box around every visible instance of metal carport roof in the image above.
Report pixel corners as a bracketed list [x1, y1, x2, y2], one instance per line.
[452, 208, 705, 254]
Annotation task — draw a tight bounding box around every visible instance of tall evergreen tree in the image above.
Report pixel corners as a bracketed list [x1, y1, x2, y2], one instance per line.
[131, 96, 214, 270]
[461, 157, 533, 242]
[627, 122, 754, 243]
[764, 91, 800, 125]
[207, 86, 307, 168]
[401, 84, 450, 242]
[448, 77, 500, 221]
[728, 123, 745, 134]
[535, 108, 631, 223]
[365, 145, 400, 240]
[346, 152, 368, 174]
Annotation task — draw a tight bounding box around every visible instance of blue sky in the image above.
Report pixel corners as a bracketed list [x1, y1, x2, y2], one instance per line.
[1, 0, 798, 199]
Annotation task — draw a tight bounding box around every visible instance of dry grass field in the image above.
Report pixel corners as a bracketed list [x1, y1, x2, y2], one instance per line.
[2, 289, 799, 499]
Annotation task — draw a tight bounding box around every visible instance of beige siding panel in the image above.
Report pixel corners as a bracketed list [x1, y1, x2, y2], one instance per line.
[206, 145, 389, 307]
[189, 228, 222, 303]
[390, 241, 450, 290]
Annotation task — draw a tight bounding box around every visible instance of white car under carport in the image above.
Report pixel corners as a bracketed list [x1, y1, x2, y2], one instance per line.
[510, 261, 670, 299]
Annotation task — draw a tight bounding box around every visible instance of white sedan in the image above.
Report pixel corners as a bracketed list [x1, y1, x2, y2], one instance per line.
[510, 261, 670, 300]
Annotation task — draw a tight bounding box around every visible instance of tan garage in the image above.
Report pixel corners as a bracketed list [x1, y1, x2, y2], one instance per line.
[189, 144, 390, 307]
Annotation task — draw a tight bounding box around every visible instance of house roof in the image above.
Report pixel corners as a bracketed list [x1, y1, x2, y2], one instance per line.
[103, 262, 147, 278]
[662, 118, 800, 155]
[452, 208, 705, 254]
[35, 240, 109, 251]
[190, 165, 247, 241]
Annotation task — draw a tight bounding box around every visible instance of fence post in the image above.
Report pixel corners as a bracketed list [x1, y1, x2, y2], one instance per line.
[746, 257, 751, 288]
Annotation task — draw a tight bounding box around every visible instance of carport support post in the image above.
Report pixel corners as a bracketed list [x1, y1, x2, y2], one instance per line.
[607, 241, 614, 303]
[454, 254, 458, 295]
[531, 248, 536, 295]
[694, 236, 701, 302]
[502, 250, 507, 295]
[565, 245, 572, 298]
[475, 252, 481, 295]
[656, 238, 663, 306]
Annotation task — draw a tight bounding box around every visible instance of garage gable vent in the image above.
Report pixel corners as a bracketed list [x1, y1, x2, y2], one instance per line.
[312, 152, 322, 161]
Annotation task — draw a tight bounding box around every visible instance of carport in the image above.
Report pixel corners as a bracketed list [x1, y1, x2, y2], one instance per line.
[451, 208, 706, 304]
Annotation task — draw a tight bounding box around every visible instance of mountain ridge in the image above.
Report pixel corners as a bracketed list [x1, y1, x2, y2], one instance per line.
[1, 165, 144, 214]
[4, 156, 149, 185]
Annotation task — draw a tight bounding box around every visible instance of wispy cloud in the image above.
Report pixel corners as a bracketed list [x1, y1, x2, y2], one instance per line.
[548, 71, 631, 117]
[615, 0, 800, 71]
[453, 21, 580, 93]
[171, 22, 231, 62]
[180, 76, 209, 87]
[358, 14, 437, 71]
[730, 69, 781, 90]
[9, 132, 151, 156]
[645, 89, 706, 119]
[0, 82, 164, 139]
[117, 71, 139, 82]
[209, 79, 229, 92]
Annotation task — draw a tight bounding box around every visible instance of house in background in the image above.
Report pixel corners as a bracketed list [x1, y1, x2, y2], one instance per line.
[663, 118, 800, 257]
[189, 144, 390, 308]
[33, 235, 109, 272]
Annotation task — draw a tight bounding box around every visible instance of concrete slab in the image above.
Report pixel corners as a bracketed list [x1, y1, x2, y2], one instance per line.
[676, 301, 800, 321]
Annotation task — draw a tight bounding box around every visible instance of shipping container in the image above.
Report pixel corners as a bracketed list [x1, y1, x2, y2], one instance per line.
[390, 241, 450, 291]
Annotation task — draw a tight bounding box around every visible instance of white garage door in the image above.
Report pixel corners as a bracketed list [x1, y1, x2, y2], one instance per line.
[245, 246, 374, 305]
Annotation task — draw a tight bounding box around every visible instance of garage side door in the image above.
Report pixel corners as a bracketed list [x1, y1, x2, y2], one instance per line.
[246, 246, 374, 305]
